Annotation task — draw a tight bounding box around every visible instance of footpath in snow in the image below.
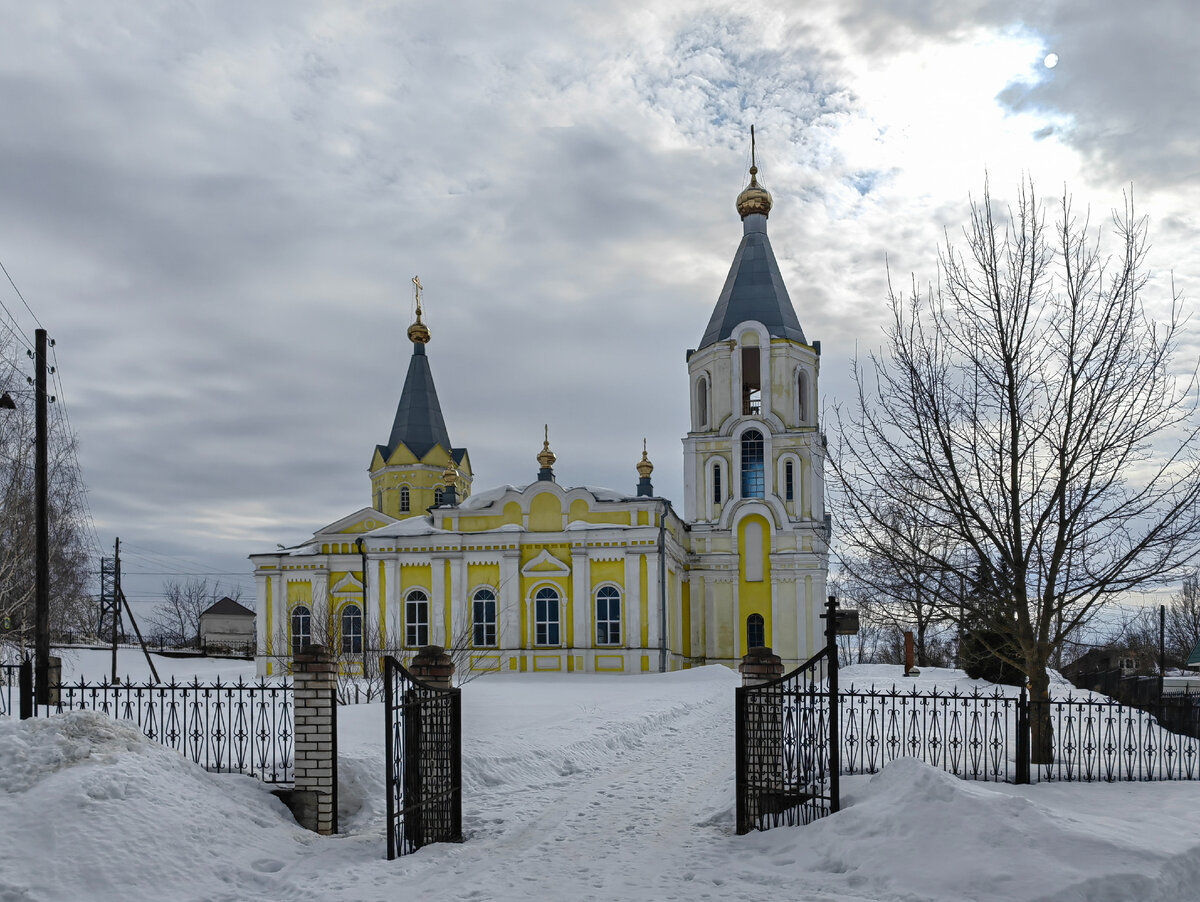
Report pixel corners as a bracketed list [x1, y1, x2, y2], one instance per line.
[4, 650, 1200, 901]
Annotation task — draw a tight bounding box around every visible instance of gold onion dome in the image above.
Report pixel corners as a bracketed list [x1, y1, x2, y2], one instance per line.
[736, 165, 773, 219]
[408, 319, 431, 344]
[636, 439, 654, 478]
[537, 425, 557, 469]
[442, 461, 458, 486]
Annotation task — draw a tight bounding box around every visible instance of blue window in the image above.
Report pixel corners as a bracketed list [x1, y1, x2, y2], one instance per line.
[741, 429, 765, 498]
[406, 590, 429, 647]
[399, 486, 410, 512]
[785, 460, 795, 502]
[535, 587, 560, 646]
[341, 604, 363, 655]
[473, 588, 497, 647]
[596, 586, 621, 646]
[713, 463, 722, 504]
[291, 605, 311, 657]
[747, 614, 765, 651]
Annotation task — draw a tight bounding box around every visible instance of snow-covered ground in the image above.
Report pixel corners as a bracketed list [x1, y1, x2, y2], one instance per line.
[4, 648, 1200, 901]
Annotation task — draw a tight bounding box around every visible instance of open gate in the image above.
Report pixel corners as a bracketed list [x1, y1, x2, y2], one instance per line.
[736, 596, 849, 833]
[384, 655, 462, 859]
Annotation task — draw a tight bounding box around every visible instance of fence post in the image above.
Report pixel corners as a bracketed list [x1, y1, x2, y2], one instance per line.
[1015, 686, 1030, 785]
[409, 645, 454, 689]
[825, 595, 841, 813]
[19, 659, 32, 720]
[284, 643, 338, 835]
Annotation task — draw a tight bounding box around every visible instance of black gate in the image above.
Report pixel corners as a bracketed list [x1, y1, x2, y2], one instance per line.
[383, 655, 462, 859]
[736, 596, 846, 833]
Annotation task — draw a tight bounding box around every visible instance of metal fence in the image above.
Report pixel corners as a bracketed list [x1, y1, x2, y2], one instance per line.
[42, 676, 295, 783]
[838, 685, 1200, 784]
[0, 662, 25, 718]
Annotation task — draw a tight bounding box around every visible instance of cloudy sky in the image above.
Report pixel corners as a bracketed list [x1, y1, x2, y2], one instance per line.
[0, 1, 1196, 611]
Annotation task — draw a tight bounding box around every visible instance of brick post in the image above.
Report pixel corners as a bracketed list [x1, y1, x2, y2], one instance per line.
[284, 643, 338, 835]
[410, 645, 454, 689]
[739, 646, 786, 825]
[739, 646, 784, 687]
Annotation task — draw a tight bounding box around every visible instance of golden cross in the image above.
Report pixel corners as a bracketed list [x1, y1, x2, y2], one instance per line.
[412, 275, 424, 321]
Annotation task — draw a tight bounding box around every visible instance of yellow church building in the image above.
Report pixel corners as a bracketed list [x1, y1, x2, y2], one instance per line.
[251, 157, 830, 677]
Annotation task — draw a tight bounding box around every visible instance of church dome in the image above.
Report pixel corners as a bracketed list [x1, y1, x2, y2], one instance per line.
[736, 166, 772, 219]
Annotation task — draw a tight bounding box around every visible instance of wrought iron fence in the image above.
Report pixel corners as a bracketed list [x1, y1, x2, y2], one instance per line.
[838, 686, 1021, 783]
[44, 676, 294, 783]
[1, 662, 23, 718]
[384, 656, 462, 859]
[836, 685, 1200, 784]
[736, 656, 834, 833]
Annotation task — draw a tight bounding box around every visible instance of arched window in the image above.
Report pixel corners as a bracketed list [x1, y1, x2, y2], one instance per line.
[534, 586, 561, 646]
[696, 377, 708, 429]
[434, 487, 444, 506]
[473, 588, 497, 647]
[399, 485, 410, 513]
[595, 586, 621, 646]
[341, 604, 363, 655]
[713, 463, 722, 505]
[785, 460, 795, 502]
[290, 605, 311, 657]
[741, 429, 765, 498]
[747, 613, 765, 651]
[405, 590, 429, 647]
[798, 371, 809, 423]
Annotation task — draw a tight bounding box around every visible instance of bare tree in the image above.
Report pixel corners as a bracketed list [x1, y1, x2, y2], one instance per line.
[837, 493, 960, 668]
[147, 578, 243, 647]
[0, 332, 94, 657]
[834, 179, 1200, 761]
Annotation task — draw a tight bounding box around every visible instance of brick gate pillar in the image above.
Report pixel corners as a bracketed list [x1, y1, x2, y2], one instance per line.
[410, 645, 454, 688]
[739, 646, 786, 826]
[286, 643, 338, 835]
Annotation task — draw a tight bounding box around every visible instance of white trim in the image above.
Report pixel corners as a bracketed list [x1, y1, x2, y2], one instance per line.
[521, 548, 571, 576]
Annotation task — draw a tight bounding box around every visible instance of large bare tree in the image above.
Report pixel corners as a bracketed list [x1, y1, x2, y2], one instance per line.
[835, 179, 1200, 760]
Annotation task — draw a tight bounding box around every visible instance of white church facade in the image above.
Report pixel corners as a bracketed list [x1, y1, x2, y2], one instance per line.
[250, 154, 830, 676]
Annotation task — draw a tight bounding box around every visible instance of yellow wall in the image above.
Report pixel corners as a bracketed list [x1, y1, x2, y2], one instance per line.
[738, 515, 773, 650]
[529, 493, 562, 531]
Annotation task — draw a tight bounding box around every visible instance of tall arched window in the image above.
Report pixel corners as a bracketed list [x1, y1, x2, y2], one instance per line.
[798, 371, 810, 424]
[473, 588, 497, 647]
[741, 429, 765, 498]
[696, 377, 708, 428]
[399, 485, 410, 513]
[785, 460, 795, 502]
[747, 613, 765, 651]
[595, 586, 621, 646]
[290, 605, 311, 657]
[534, 586, 561, 646]
[713, 463, 722, 505]
[405, 590, 429, 647]
[341, 604, 363, 655]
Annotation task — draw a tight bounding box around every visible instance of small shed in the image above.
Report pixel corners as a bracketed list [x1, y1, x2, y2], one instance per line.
[199, 597, 256, 651]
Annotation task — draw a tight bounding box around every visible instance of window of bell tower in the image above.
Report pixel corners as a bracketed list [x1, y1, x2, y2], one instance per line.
[741, 348, 761, 416]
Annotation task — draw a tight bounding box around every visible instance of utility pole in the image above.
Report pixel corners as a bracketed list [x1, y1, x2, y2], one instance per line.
[111, 537, 121, 683]
[33, 329, 50, 706]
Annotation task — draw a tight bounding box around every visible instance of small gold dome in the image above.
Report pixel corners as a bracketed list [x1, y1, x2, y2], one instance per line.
[636, 439, 654, 478]
[442, 460, 458, 486]
[408, 320, 431, 344]
[537, 424, 557, 469]
[736, 166, 773, 219]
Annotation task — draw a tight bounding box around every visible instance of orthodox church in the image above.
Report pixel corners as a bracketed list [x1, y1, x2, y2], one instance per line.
[251, 154, 830, 677]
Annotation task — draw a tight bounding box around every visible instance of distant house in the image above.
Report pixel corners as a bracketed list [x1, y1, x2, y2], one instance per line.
[1187, 640, 1200, 670]
[199, 597, 256, 652]
[1062, 647, 1150, 682]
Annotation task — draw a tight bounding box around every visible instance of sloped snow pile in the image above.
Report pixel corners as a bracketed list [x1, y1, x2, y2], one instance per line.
[0, 711, 311, 902]
[717, 757, 1200, 902]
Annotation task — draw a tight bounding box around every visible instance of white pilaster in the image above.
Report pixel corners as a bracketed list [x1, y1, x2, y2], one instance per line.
[624, 551, 641, 650]
[430, 556, 446, 647]
[501, 551, 520, 650]
[571, 548, 589, 651]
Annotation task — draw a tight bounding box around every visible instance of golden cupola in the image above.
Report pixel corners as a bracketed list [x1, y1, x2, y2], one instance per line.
[736, 125, 772, 219]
